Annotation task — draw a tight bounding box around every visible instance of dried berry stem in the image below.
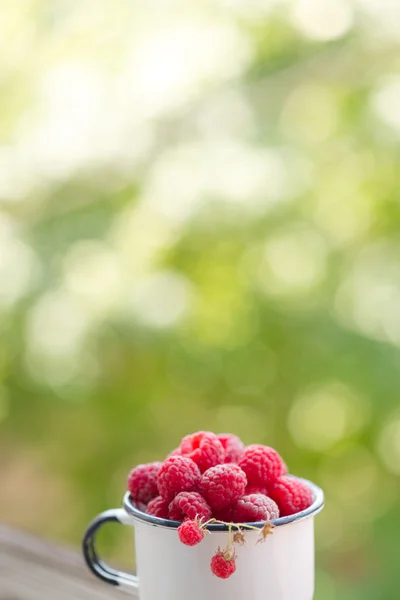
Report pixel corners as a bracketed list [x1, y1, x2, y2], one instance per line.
[200, 518, 271, 533]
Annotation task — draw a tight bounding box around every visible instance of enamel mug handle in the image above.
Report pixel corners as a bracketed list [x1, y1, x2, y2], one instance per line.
[82, 508, 139, 593]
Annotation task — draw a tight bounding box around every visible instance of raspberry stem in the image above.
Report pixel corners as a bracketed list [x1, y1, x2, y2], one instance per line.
[200, 518, 271, 532]
[200, 518, 218, 528]
[197, 517, 274, 549]
[227, 523, 232, 550]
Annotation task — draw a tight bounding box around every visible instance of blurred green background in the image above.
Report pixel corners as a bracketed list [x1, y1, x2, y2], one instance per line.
[1, 1, 400, 598]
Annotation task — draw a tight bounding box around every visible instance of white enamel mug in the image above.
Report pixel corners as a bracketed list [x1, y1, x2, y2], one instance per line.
[83, 477, 324, 600]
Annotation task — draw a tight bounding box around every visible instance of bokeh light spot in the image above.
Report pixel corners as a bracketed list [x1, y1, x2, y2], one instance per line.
[377, 418, 400, 475]
[210, 145, 288, 210]
[335, 242, 400, 346]
[128, 271, 192, 329]
[63, 241, 126, 316]
[24, 289, 99, 387]
[141, 145, 205, 224]
[281, 84, 338, 145]
[26, 290, 90, 358]
[125, 19, 252, 117]
[111, 205, 177, 273]
[313, 168, 373, 246]
[218, 0, 281, 17]
[258, 225, 327, 299]
[372, 77, 400, 133]
[0, 214, 40, 308]
[291, 0, 354, 41]
[288, 382, 368, 451]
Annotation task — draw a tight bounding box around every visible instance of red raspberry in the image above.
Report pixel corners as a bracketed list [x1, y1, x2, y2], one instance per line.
[146, 495, 169, 519]
[218, 433, 245, 463]
[268, 476, 313, 517]
[157, 455, 201, 502]
[238, 445, 287, 487]
[178, 520, 205, 546]
[245, 485, 269, 496]
[232, 493, 279, 522]
[127, 462, 161, 504]
[168, 491, 212, 522]
[180, 431, 224, 473]
[199, 464, 247, 511]
[210, 549, 236, 579]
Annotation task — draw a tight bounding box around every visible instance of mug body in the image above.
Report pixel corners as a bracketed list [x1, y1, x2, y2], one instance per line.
[82, 477, 324, 600]
[133, 514, 315, 600]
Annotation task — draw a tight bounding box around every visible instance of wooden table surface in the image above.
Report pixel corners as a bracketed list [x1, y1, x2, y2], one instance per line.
[0, 526, 138, 599]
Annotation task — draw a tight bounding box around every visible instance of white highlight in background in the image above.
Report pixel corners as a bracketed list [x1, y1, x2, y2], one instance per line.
[291, 0, 354, 41]
[0, 214, 39, 307]
[125, 19, 252, 117]
[128, 271, 193, 329]
[258, 226, 327, 298]
[63, 242, 126, 315]
[372, 77, 400, 133]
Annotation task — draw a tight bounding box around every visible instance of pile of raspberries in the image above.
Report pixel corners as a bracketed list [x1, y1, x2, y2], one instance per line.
[127, 431, 313, 579]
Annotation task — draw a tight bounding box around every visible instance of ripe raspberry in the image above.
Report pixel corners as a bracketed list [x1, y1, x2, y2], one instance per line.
[157, 455, 201, 502]
[245, 485, 269, 496]
[146, 495, 169, 519]
[238, 445, 287, 487]
[168, 491, 212, 522]
[210, 549, 236, 579]
[232, 493, 279, 522]
[180, 431, 224, 473]
[178, 520, 205, 546]
[268, 476, 313, 517]
[199, 464, 247, 511]
[127, 462, 161, 504]
[218, 433, 245, 463]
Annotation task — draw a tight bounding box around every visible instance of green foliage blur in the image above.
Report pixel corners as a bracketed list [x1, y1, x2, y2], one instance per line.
[1, 1, 400, 598]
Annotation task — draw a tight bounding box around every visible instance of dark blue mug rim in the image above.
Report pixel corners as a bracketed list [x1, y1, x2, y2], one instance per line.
[123, 476, 324, 531]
